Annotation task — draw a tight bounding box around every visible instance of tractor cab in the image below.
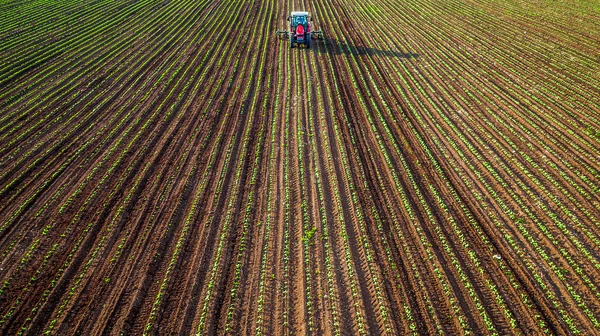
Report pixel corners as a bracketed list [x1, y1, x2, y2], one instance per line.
[291, 13, 308, 27]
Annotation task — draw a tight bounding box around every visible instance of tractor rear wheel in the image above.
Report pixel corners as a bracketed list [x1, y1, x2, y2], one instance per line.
[290, 36, 294, 48]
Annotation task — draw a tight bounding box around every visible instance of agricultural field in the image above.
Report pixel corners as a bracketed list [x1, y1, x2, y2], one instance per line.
[0, 0, 599, 333]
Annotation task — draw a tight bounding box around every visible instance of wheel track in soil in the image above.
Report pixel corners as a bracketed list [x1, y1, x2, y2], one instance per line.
[309, 39, 376, 336]
[314, 38, 427, 333]
[299, 36, 334, 334]
[311, 43, 358, 335]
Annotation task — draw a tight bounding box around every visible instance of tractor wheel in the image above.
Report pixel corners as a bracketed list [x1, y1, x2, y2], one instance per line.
[306, 38, 310, 49]
[290, 36, 294, 48]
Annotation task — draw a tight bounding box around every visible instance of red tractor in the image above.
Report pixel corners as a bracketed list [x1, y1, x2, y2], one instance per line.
[276, 11, 323, 48]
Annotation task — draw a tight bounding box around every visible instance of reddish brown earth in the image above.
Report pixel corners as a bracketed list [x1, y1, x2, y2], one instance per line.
[0, 0, 599, 334]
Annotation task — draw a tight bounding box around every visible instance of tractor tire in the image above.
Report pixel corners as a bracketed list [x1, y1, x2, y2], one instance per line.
[290, 37, 294, 48]
[306, 39, 310, 49]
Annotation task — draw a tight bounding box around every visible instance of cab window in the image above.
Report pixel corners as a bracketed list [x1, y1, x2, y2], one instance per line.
[294, 16, 306, 26]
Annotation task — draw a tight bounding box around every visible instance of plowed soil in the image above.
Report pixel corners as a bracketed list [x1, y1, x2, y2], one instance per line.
[1, 0, 599, 334]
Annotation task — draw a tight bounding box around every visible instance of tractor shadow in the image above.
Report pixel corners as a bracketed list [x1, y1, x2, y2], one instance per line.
[315, 39, 419, 59]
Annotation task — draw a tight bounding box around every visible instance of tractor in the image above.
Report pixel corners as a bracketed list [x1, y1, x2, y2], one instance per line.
[276, 11, 323, 48]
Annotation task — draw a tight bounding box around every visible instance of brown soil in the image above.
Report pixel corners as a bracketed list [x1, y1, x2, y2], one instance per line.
[1, 0, 599, 334]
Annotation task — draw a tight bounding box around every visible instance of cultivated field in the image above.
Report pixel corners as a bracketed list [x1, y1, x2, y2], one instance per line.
[1, 0, 599, 334]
